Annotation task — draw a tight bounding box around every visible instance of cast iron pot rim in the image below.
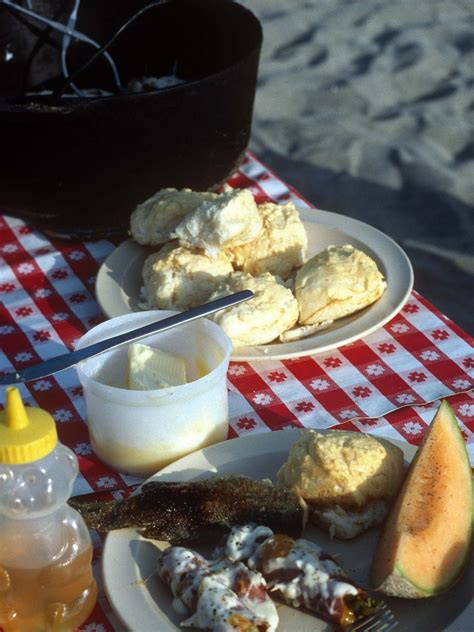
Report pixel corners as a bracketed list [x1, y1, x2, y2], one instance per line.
[1, 1, 263, 113]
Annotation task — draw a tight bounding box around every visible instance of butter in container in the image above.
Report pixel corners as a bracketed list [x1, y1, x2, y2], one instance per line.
[75, 311, 232, 477]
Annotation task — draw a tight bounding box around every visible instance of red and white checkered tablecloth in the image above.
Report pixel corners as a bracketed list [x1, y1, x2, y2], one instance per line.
[0, 151, 473, 631]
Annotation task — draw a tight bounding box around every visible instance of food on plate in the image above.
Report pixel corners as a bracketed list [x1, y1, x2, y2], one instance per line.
[130, 187, 218, 245]
[207, 272, 299, 347]
[173, 188, 263, 256]
[68, 475, 307, 544]
[225, 201, 307, 280]
[158, 546, 278, 631]
[214, 524, 382, 627]
[141, 241, 233, 310]
[128, 186, 392, 346]
[295, 244, 387, 325]
[371, 400, 473, 598]
[277, 429, 405, 539]
[127, 342, 187, 390]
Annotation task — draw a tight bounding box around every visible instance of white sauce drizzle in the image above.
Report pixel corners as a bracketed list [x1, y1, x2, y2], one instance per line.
[215, 524, 360, 621]
[158, 546, 278, 632]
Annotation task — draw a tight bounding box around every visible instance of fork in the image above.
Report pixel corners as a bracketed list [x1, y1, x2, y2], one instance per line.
[349, 603, 398, 631]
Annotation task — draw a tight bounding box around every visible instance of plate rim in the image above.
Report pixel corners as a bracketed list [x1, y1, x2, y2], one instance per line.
[95, 207, 414, 361]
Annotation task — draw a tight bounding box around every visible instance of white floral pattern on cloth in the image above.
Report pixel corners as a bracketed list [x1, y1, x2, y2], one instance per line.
[459, 403, 474, 417]
[339, 409, 359, 420]
[96, 477, 117, 489]
[54, 408, 73, 422]
[32, 380, 53, 391]
[396, 393, 417, 405]
[419, 349, 441, 362]
[83, 624, 106, 632]
[74, 442, 93, 456]
[365, 363, 385, 376]
[309, 378, 331, 391]
[34, 288, 52, 298]
[252, 392, 273, 406]
[69, 250, 86, 261]
[403, 421, 423, 435]
[17, 262, 35, 274]
[228, 364, 247, 376]
[1, 243, 18, 253]
[14, 351, 33, 362]
[390, 322, 409, 334]
[52, 312, 70, 321]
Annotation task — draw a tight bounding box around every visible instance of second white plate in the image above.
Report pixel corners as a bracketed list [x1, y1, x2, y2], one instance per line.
[101, 429, 473, 632]
[95, 208, 414, 361]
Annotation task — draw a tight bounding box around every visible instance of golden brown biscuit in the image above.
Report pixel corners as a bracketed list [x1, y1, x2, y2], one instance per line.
[225, 202, 307, 280]
[173, 188, 263, 256]
[208, 272, 299, 347]
[295, 244, 387, 325]
[141, 242, 233, 311]
[277, 429, 405, 538]
[130, 188, 218, 246]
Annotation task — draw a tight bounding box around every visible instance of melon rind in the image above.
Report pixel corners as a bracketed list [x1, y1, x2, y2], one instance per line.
[371, 400, 473, 598]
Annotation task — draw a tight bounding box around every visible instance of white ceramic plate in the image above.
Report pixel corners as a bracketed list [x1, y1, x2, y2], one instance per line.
[96, 208, 413, 360]
[102, 430, 473, 632]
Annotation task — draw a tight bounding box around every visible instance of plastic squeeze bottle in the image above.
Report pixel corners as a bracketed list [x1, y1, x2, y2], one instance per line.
[0, 387, 97, 632]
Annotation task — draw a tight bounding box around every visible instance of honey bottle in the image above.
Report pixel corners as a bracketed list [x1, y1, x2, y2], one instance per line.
[0, 387, 97, 631]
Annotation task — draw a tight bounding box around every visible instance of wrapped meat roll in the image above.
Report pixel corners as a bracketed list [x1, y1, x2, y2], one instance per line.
[215, 524, 381, 628]
[158, 546, 278, 632]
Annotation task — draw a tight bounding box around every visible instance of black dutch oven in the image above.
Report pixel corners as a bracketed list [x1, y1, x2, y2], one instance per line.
[0, 0, 262, 238]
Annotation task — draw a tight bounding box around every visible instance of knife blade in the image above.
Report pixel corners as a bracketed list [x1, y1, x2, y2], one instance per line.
[0, 290, 253, 386]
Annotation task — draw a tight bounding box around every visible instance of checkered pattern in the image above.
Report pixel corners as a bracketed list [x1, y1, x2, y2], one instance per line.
[0, 151, 473, 631]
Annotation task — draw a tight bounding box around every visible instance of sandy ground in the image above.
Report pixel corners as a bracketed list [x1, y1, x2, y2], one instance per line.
[241, 0, 473, 334]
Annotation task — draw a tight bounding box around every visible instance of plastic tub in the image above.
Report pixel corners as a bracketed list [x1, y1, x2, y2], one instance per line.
[75, 311, 233, 477]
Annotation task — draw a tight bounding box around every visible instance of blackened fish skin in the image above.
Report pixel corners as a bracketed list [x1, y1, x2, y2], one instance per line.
[69, 475, 307, 544]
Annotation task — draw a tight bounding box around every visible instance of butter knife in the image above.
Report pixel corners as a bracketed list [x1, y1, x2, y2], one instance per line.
[0, 290, 253, 385]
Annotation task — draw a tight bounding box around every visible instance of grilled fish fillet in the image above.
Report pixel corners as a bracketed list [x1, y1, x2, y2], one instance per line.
[69, 475, 307, 544]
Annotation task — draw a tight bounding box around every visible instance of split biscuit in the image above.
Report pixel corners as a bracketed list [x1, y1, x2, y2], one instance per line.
[141, 242, 233, 311]
[277, 429, 405, 539]
[130, 188, 218, 246]
[295, 244, 386, 325]
[173, 188, 263, 256]
[208, 272, 299, 347]
[226, 201, 307, 280]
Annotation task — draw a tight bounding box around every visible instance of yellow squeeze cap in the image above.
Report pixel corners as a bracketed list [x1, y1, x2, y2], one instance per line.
[0, 387, 57, 464]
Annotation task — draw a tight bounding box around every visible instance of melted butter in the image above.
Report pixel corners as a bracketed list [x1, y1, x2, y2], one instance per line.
[91, 418, 228, 477]
[194, 357, 210, 380]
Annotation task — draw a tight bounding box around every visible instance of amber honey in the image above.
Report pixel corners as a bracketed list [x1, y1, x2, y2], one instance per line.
[0, 545, 97, 632]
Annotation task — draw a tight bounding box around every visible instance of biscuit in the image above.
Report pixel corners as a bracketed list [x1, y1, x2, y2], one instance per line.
[277, 429, 405, 538]
[310, 501, 390, 540]
[173, 188, 263, 256]
[141, 242, 233, 311]
[225, 202, 307, 280]
[130, 188, 218, 246]
[295, 244, 386, 325]
[278, 429, 404, 509]
[208, 272, 299, 347]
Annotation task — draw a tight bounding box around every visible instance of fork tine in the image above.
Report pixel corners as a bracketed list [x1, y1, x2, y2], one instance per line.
[350, 602, 397, 631]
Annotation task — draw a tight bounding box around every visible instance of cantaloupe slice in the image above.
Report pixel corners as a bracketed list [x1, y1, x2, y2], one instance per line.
[371, 400, 473, 598]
